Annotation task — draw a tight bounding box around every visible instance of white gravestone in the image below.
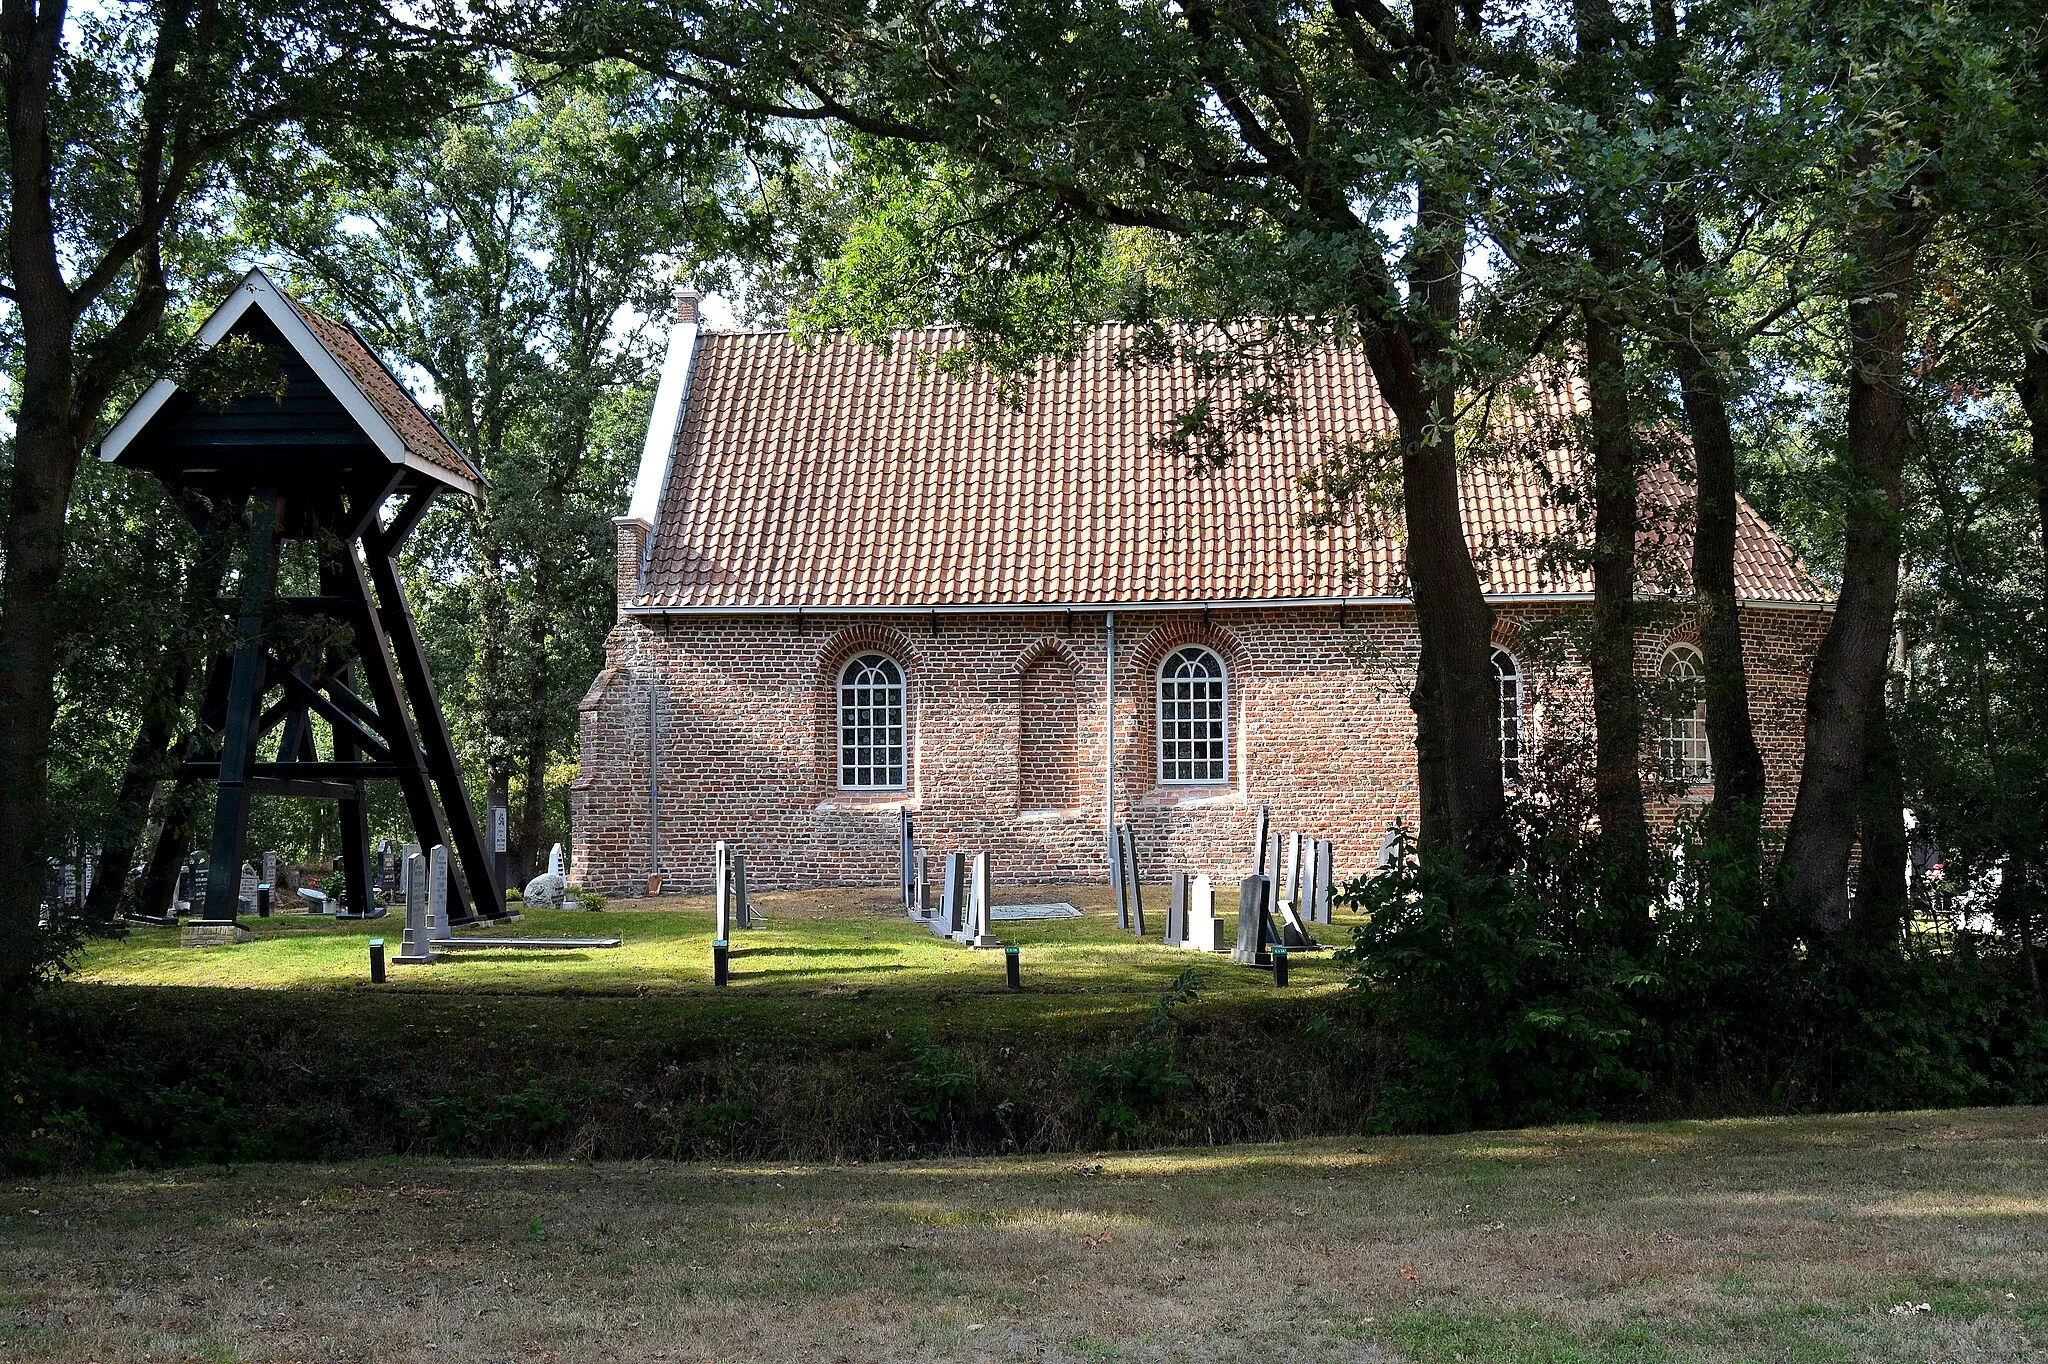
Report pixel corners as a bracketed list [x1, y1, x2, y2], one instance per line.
[427, 844, 451, 942]
[1184, 874, 1224, 952]
[394, 851, 437, 964]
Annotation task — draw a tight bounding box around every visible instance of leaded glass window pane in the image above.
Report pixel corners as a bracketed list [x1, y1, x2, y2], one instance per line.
[838, 654, 906, 789]
[1157, 647, 1227, 784]
[1659, 647, 1712, 783]
[1493, 648, 1523, 780]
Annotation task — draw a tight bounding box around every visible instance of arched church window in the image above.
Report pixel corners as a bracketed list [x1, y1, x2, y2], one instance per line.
[1493, 647, 1523, 779]
[1158, 646, 1228, 784]
[838, 653, 906, 789]
[1659, 646, 1712, 782]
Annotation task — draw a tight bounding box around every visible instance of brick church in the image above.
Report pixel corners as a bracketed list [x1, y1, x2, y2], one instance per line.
[571, 300, 1829, 894]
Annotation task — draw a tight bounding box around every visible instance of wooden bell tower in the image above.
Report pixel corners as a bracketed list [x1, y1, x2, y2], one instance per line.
[98, 269, 506, 927]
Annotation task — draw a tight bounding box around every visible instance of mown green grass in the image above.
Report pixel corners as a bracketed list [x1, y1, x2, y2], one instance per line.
[70, 883, 1345, 1047]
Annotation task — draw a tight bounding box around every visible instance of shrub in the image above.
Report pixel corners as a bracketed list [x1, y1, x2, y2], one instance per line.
[1067, 968, 1202, 1145]
[893, 1027, 978, 1122]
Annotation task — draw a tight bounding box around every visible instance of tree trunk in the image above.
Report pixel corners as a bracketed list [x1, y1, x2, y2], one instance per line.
[1782, 209, 1926, 933]
[1584, 292, 1653, 938]
[1675, 340, 1769, 852]
[135, 779, 205, 919]
[1649, 0, 1768, 886]
[516, 613, 552, 882]
[1380, 146, 1505, 867]
[1852, 672, 1908, 946]
[1574, 0, 1651, 936]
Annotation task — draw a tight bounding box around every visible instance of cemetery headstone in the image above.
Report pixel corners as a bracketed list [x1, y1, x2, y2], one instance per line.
[1167, 871, 1188, 947]
[1252, 804, 1272, 880]
[1284, 832, 1304, 922]
[914, 847, 931, 919]
[1232, 875, 1273, 966]
[937, 852, 967, 937]
[1266, 827, 1284, 910]
[1376, 824, 1404, 871]
[964, 851, 1000, 948]
[548, 842, 565, 878]
[1122, 827, 1146, 937]
[262, 850, 277, 891]
[1109, 830, 1129, 930]
[393, 850, 437, 964]
[427, 844, 451, 942]
[731, 852, 754, 929]
[899, 811, 915, 911]
[238, 861, 260, 915]
[714, 840, 732, 941]
[1313, 839, 1335, 924]
[490, 804, 509, 911]
[1186, 874, 1221, 952]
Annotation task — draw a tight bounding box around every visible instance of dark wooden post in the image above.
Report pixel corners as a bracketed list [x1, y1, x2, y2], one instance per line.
[366, 522, 502, 922]
[202, 492, 283, 922]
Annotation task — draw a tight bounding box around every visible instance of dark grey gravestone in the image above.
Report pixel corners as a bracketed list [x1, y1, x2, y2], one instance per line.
[1167, 871, 1188, 946]
[713, 840, 731, 941]
[1253, 805, 1272, 880]
[899, 811, 915, 911]
[1110, 831, 1128, 931]
[1232, 875, 1271, 966]
[1124, 827, 1146, 937]
[732, 852, 753, 929]
[1314, 839, 1335, 924]
[939, 852, 967, 936]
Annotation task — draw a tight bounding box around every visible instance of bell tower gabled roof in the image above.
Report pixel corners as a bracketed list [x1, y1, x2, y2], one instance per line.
[98, 267, 480, 498]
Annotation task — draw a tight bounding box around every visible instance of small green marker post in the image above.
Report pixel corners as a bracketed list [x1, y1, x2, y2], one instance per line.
[713, 938, 730, 986]
[368, 938, 386, 984]
[1004, 944, 1021, 989]
[1272, 944, 1289, 987]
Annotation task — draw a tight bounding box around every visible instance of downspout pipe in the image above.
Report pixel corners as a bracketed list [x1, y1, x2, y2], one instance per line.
[1104, 610, 1116, 872]
[648, 675, 660, 885]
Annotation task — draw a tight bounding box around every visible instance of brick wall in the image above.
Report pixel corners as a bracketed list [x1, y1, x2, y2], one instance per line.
[569, 603, 1829, 893]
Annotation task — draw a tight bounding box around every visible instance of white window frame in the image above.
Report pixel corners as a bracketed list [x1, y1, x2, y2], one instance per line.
[1659, 645, 1713, 783]
[837, 653, 907, 791]
[1493, 647, 1524, 780]
[1156, 646, 1229, 785]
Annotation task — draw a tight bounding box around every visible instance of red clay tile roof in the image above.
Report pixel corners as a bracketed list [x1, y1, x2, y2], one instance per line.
[284, 294, 481, 488]
[638, 325, 1825, 609]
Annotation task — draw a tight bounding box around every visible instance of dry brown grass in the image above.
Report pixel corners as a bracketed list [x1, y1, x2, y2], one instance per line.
[3, 1108, 2044, 1362]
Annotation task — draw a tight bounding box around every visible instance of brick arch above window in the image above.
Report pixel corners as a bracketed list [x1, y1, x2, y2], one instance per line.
[1123, 621, 1248, 793]
[812, 626, 923, 796]
[1007, 635, 1084, 680]
[1121, 620, 1250, 689]
[1659, 619, 1705, 652]
[1491, 615, 1532, 652]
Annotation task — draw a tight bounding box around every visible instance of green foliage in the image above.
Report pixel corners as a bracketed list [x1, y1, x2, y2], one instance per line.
[893, 1026, 979, 1123]
[1340, 818, 2048, 1134]
[402, 1071, 593, 1156]
[1066, 969, 1202, 1145]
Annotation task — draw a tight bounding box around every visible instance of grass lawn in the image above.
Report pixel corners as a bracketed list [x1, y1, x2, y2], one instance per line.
[20, 886, 1373, 1166]
[1, 1107, 2041, 1362]
[71, 882, 1345, 1041]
